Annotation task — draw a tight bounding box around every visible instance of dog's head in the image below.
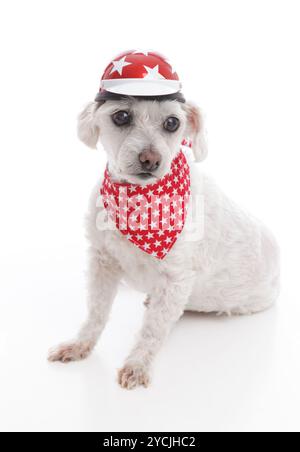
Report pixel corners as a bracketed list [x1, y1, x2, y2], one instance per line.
[78, 97, 207, 185]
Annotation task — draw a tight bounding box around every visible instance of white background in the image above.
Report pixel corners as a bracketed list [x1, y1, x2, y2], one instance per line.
[0, 0, 299, 432]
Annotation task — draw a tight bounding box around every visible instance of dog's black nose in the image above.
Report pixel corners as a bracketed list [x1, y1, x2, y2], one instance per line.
[139, 149, 162, 172]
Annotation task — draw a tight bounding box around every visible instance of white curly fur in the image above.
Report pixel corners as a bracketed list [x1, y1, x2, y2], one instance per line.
[49, 98, 280, 390]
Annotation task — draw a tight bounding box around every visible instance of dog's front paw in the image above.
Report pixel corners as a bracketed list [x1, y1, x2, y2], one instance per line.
[118, 363, 150, 390]
[48, 341, 93, 363]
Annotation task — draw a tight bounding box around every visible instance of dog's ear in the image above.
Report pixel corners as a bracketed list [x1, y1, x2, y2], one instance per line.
[183, 102, 208, 162]
[77, 101, 103, 149]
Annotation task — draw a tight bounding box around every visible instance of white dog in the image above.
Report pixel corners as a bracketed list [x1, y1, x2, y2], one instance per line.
[48, 96, 280, 390]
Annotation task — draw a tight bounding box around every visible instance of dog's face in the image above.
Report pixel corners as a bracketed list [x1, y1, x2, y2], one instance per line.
[78, 97, 207, 185]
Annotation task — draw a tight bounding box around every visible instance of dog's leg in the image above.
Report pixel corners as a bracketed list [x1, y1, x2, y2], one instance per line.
[48, 248, 122, 363]
[118, 280, 191, 389]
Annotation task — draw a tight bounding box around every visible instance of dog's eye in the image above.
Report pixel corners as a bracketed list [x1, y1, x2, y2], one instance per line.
[163, 116, 180, 132]
[112, 111, 131, 127]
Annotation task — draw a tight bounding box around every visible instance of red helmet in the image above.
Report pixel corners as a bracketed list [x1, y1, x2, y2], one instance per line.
[95, 50, 182, 100]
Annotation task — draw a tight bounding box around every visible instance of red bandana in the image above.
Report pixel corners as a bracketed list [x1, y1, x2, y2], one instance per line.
[100, 148, 191, 259]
